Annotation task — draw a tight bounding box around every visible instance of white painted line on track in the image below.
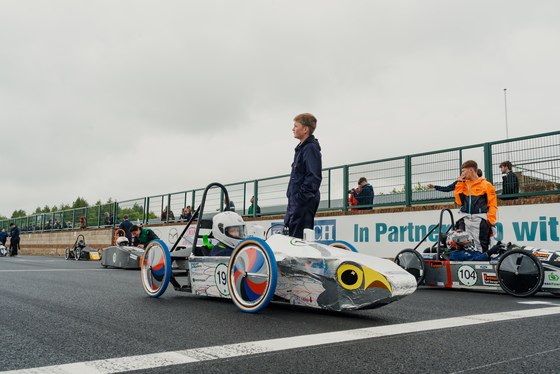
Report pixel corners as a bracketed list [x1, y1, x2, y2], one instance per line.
[0, 269, 106, 273]
[4, 306, 560, 374]
[518, 300, 559, 305]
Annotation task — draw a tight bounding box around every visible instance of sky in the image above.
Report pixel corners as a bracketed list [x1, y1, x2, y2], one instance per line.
[1, 0, 559, 218]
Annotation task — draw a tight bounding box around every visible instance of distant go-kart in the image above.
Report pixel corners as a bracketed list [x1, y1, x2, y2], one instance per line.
[140, 183, 417, 313]
[394, 209, 560, 297]
[64, 234, 101, 261]
[0, 245, 7, 257]
[101, 231, 144, 269]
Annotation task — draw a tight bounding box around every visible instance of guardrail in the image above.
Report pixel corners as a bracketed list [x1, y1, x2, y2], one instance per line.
[2, 130, 559, 233]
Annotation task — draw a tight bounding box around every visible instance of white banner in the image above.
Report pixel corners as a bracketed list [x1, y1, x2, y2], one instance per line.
[146, 203, 560, 258]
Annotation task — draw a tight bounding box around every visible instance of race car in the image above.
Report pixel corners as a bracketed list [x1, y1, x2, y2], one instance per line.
[64, 234, 101, 261]
[101, 237, 145, 269]
[141, 183, 417, 313]
[394, 208, 560, 297]
[0, 245, 7, 257]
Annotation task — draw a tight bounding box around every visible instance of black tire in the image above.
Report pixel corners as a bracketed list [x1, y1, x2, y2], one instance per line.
[75, 249, 81, 261]
[497, 249, 544, 297]
[65, 247, 70, 260]
[394, 249, 425, 286]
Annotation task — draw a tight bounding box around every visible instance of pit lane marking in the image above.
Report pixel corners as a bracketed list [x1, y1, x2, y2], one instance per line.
[5, 306, 560, 374]
[0, 269, 106, 273]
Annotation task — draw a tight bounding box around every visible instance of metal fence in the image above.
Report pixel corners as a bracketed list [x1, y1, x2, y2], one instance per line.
[2, 130, 559, 233]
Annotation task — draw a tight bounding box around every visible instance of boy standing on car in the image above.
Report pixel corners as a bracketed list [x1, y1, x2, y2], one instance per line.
[129, 225, 159, 248]
[285, 113, 322, 239]
[454, 160, 497, 252]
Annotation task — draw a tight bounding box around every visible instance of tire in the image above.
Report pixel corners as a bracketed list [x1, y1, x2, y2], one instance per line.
[497, 249, 544, 297]
[228, 238, 277, 313]
[74, 249, 81, 261]
[141, 240, 172, 298]
[394, 249, 426, 286]
[65, 247, 70, 260]
[329, 241, 358, 253]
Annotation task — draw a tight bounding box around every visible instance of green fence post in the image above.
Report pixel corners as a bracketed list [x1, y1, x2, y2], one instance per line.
[191, 191, 196, 214]
[405, 156, 412, 207]
[166, 194, 171, 223]
[343, 165, 349, 211]
[328, 169, 331, 209]
[253, 181, 258, 217]
[145, 198, 150, 224]
[484, 143, 493, 184]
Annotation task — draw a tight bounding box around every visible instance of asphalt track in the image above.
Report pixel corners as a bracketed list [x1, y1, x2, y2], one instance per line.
[2, 255, 560, 373]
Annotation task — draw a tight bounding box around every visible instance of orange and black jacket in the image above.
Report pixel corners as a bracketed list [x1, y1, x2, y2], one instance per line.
[454, 178, 497, 225]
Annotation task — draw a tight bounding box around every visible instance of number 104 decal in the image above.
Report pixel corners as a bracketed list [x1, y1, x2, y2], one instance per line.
[214, 263, 230, 297]
[457, 264, 477, 286]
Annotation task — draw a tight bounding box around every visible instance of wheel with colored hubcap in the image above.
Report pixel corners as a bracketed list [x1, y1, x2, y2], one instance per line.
[228, 238, 277, 313]
[141, 240, 172, 298]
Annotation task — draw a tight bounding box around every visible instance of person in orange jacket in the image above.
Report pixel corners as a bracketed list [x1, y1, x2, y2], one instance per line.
[454, 160, 497, 252]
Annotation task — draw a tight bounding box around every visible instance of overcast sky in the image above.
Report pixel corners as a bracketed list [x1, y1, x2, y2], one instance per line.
[1, 0, 559, 217]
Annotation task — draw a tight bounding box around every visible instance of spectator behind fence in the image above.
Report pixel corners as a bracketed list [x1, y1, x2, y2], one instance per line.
[348, 190, 358, 211]
[104, 212, 111, 226]
[180, 206, 193, 221]
[119, 214, 133, 243]
[499, 161, 520, 200]
[428, 169, 483, 192]
[224, 198, 235, 212]
[80, 216, 86, 229]
[351, 177, 374, 210]
[161, 205, 175, 221]
[248, 196, 260, 215]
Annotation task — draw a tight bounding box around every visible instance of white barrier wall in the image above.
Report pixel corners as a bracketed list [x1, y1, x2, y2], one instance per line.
[147, 203, 560, 258]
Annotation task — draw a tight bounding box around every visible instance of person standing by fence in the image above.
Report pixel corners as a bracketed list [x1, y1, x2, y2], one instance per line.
[285, 113, 322, 239]
[499, 160, 520, 199]
[9, 223, 20, 256]
[351, 177, 374, 210]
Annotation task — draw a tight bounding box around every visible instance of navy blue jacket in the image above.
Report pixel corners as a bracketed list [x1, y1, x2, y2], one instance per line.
[353, 184, 374, 209]
[285, 135, 322, 219]
[118, 220, 133, 243]
[10, 226, 20, 240]
[434, 181, 457, 192]
[0, 231, 8, 244]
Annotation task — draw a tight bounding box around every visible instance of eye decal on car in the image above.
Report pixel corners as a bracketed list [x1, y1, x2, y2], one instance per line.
[337, 264, 363, 290]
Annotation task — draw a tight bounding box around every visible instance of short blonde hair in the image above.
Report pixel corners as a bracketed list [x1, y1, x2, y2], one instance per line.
[293, 113, 317, 135]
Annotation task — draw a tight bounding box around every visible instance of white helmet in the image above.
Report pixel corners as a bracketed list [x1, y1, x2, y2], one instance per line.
[212, 211, 247, 249]
[116, 237, 129, 246]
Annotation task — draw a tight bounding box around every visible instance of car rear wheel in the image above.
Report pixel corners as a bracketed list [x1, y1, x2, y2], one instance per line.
[329, 241, 358, 252]
[74, 249, 81, 261]
[228, 238, 277, 313]
[65, 247, 70, 260]
[497, 249, 544, 297]
[394, 249, 425, 286]
[141, 240, 172, 298]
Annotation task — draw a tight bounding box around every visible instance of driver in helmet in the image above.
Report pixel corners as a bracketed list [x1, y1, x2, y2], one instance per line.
[446, 230, 504, 261]
[116, 237, 130, 246]
[210, 211, 247, 256]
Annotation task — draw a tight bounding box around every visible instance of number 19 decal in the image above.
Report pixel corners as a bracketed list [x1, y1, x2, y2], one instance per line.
[457, 264, 477, 287]
[215, 263, 230, 296]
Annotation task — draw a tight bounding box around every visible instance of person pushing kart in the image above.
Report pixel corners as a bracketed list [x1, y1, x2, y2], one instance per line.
[129, 225, 159, 248]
